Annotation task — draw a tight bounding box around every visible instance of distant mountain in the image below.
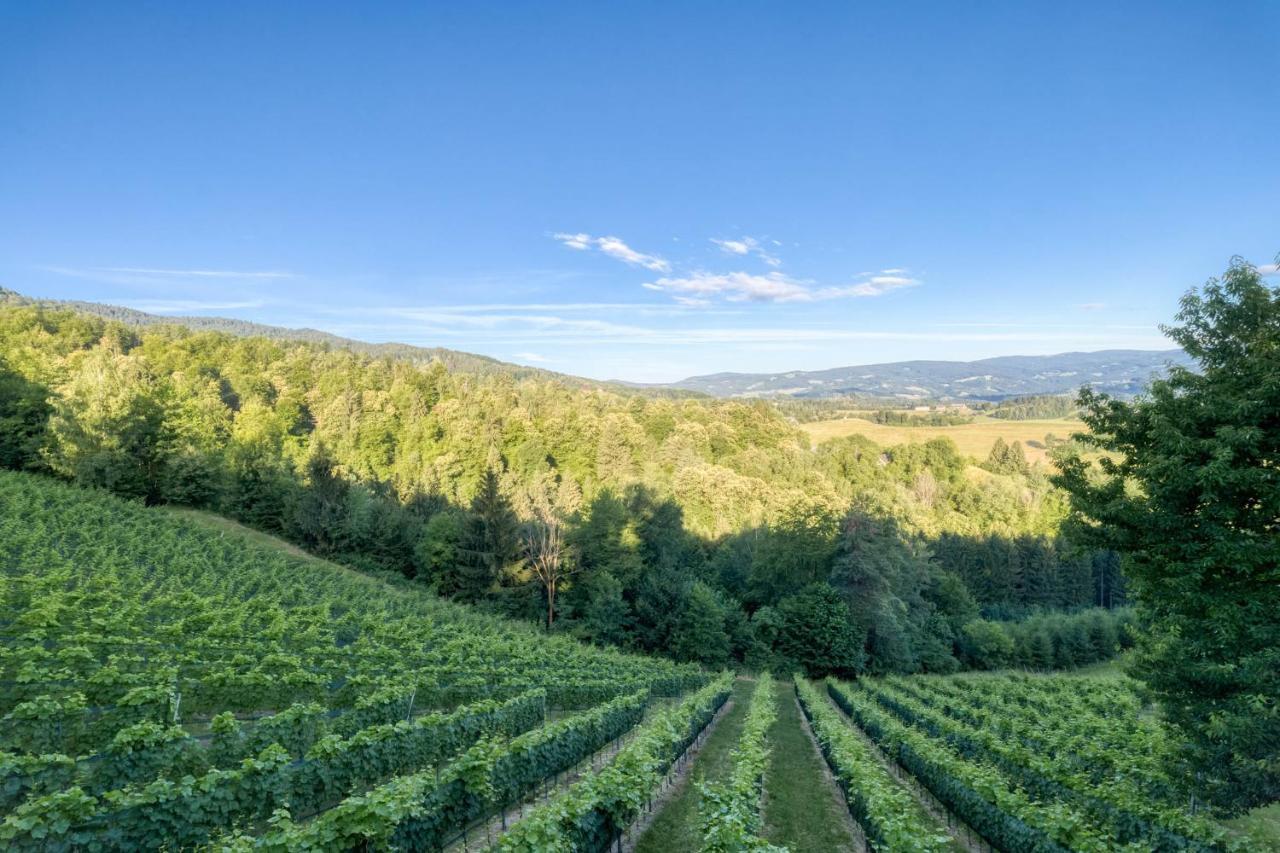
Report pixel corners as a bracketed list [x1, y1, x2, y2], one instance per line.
[664, 349, 1193, 401]
[0, 287, 702, 397]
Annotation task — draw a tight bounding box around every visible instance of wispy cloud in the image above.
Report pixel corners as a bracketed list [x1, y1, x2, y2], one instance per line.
[43, 263, 295, 280]
[102, 267, 296, 279]
[513, 351, 552, 363]
[552, 233, 670, 272]
[711, 236, 781, 267]
[125, 299, 267, 314]
[318, 308, 1168, 349]
[643, 269, 919, 304]
[1078, 302, 1106, 311]
[1258, 263, 1279, 276]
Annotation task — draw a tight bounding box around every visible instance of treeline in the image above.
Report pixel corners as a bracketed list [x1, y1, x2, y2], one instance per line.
[0, 305, 1124, 676]
[958, 608, 1134, 670]
[985, 394, 1079, 420]
[867, 409, 973, 427]
[934, 533, 1126, 613]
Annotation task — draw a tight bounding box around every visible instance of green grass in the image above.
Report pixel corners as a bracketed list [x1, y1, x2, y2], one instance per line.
[1224, 802, 1280, 849]
[634, 677, 755, 853]
[761, 681, 862, 852]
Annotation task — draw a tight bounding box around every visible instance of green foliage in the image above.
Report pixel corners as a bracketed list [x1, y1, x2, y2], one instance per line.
[1054, 256, 1280, 813]
[988, 395, 1080, 421]
[498, 673, 734, 852]
[240, 689, 647, 851]
[0, 303, 1109, 676]
[795, 678, 950, 851]
[843, 673, 1241, 851]
[983, 437, 1030, 475]
[774, 585, 865, 678]
[0, 471, 707, 846]
[955, 609, 1130, 671]
[829, 679, 1104, 852]
[671, 582, 731, 667]
[869, 409, 974, 427]
[958, 620, 1015, 669]
[698, 675, 785, 853]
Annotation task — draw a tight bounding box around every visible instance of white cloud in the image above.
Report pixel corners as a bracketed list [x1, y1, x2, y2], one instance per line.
[813, 274, 919, 299]
[713, 238, 752, 255]
[645, 269, 919, 304]
[1078, 302, 1106, 311]
[554, 233, 593, 251]
[1257, 263, 1279, 276]
[646, 271, 811, 302]
[513, 351, 551, 363]
[711, 236, 781, 267]
[552, 232, 670, 272]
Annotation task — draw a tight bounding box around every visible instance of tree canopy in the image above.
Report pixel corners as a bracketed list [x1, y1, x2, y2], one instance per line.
[1055, 256, 1280, 814]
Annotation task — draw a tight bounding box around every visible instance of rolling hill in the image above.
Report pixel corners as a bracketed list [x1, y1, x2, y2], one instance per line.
[0, 287, 698, 397]
[664, 349, 1193, 401]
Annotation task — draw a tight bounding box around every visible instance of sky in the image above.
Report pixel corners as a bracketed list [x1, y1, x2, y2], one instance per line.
[2, 2, 1278, 383]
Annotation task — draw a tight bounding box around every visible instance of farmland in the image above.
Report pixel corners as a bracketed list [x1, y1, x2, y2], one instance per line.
[800, 417, 1083, 464]
[0, 471, 714, 849]
[2, 469, 1275, 850]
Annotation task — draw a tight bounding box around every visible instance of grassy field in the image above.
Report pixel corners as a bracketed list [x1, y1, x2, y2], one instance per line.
[800, 416, 1084, 464]
[634, 678, 754, 853]
[761, 681, 862, 852]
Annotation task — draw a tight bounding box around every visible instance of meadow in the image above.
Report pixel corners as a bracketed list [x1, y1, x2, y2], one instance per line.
[800, 416, 1083, 464]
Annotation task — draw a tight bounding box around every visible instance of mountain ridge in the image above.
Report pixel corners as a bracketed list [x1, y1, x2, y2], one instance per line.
[660, 348, 1192, 400]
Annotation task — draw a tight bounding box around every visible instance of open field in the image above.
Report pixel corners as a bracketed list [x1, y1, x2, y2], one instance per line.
[800, 416, 1084, 463]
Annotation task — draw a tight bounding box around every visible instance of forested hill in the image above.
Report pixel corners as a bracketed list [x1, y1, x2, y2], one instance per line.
[0, 286, 697, 394]
[0, 300, 1126, 674]
[664, 349, 1192, 400]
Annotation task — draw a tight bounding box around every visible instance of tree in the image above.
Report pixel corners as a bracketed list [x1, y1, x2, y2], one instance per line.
[958, 619, 1013, 669]
[415, 509, 466, 593]
[984, 437, 1029, 475]
[1055, 256, 1280, 813]
[0, 358, 50, 470]
[776, 584, 865, 677]
[670, 581, 729, 666]
[291, 448, 350, 554]
[46, 341, 167, 501]
[456, 468, 521, 603]
[523, 505, 576, 630]
[579, 571, 630, 647]
[748, 501, 840, 606]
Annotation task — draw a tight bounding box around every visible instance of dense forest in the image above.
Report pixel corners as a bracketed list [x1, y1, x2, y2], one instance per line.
[0, 304, 1125, 676]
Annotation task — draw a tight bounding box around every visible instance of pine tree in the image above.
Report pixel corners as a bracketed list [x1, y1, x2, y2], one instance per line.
[455, 468, 521, 602]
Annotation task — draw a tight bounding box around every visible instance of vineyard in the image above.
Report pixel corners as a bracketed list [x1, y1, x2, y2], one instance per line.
[0, 468, 1269, 851]
[820, 674, 1245, 852]
[0, 470, 714, 849]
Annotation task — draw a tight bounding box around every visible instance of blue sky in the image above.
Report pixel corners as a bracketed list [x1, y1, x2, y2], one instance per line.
[2, 2, 1277, 382]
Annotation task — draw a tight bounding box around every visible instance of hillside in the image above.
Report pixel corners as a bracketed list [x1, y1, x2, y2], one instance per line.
[0, 286, 701, 397]
[0, 469, 715, 847]
[0, 300, 1122, 674]
[666, 349, 1193, 400]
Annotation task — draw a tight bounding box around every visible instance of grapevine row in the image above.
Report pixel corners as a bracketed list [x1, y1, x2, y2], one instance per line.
[794, 678, 949, 853]
[496, 673, 735, 852]
[698, 674, 780, 853]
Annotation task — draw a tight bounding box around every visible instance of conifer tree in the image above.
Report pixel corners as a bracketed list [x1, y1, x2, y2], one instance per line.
[455, 467, 521, 602]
